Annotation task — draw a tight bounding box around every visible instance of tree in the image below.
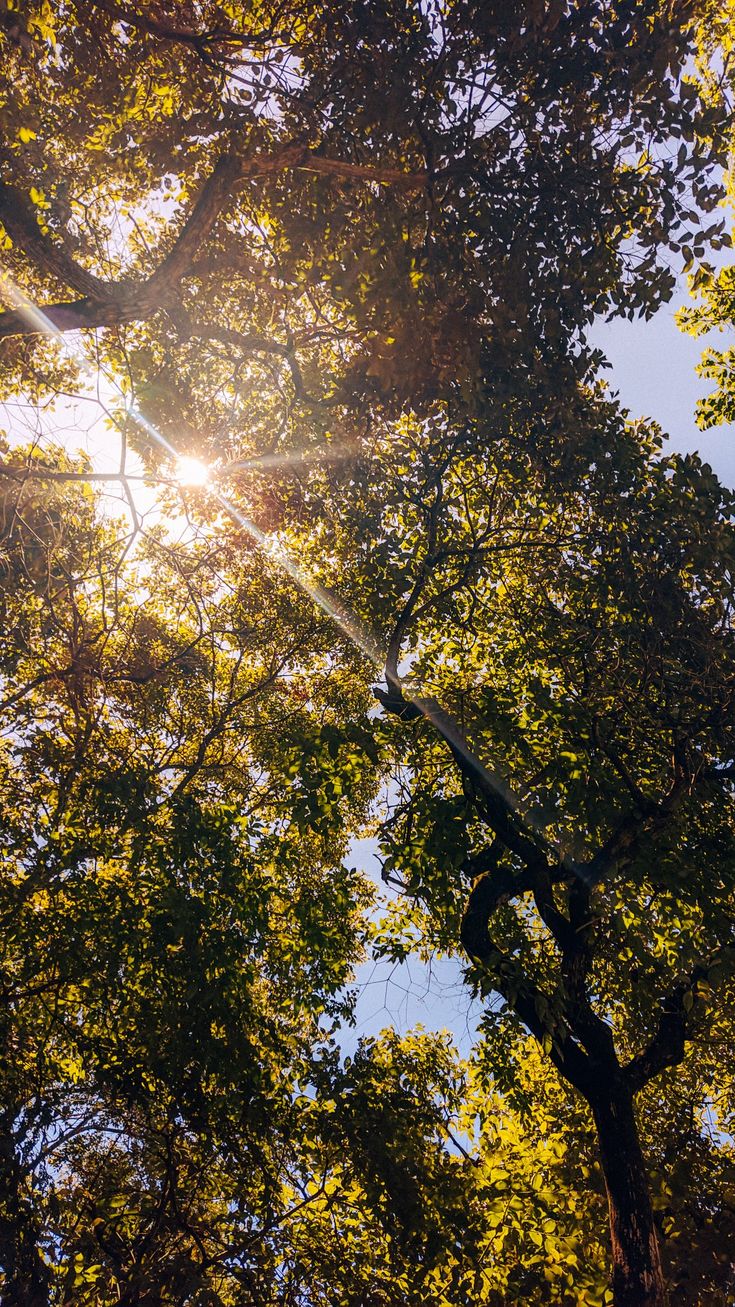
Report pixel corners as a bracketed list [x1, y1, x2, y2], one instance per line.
[2, 3, 735, 1304]
[0, 457, 622, 1307]
[349, 412, 735, 1306]
[0, 456, 381, 1303]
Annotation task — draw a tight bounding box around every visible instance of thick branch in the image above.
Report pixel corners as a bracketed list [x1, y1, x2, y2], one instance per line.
[460, 856, 593, 1091]
[624, 989, 689, 1094]
[296, 153, 425, 188]
[0, 183, 106, 300]
[144, 153, 246, 297]
[0, 297, 144, 338]
[532, 869, 578, 955]
[534, 872, 616, 1064]
[623, 949, 735, 1093]
[91, 0, 282, 55]
[0, 147, 425, 340]
[377, 679, 553, 872]
[459, 850, 530, 962]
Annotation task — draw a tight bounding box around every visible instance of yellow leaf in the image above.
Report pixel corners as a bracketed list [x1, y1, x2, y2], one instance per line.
[18, 127, 37, 144]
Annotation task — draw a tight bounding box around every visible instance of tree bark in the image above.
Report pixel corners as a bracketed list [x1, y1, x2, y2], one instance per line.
[589, 1081, 668, 1307]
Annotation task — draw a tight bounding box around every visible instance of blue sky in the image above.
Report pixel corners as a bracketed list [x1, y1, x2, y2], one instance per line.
[592, 287, 735, 484]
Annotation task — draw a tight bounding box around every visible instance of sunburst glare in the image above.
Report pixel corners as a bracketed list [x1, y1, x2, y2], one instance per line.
[174, 455, 211, 487]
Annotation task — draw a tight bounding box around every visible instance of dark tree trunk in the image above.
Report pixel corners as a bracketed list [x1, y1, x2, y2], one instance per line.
[589, 1082, 667, 1307]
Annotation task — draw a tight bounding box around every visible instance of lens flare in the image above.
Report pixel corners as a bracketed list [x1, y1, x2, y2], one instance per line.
[175, 455, 210, 486]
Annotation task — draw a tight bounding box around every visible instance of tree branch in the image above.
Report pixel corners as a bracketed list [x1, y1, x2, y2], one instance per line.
[378, 677, 555, 872]
[0, 296, 142, 338]
[0, 182, 106, 300]
[0, 462, 154, 485]
[582, 773, 687, 887]
[624, 986, 690, 1094]
[533, 872, 617, 1064]
[186, 321, 291, 357]
[624, 948, 735, 1093]
[460, 851, 593, 1091]
[143, 152, 245, 297]
[90, 0, 283, 57]
[0, 147, 426, 340]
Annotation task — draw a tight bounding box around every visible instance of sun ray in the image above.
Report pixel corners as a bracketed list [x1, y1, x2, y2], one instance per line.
[0, 269, 582, 875]
[220, 447, 346, 475]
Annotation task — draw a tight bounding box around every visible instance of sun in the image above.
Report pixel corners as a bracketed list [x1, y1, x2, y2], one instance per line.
[174, 455, 210, 487]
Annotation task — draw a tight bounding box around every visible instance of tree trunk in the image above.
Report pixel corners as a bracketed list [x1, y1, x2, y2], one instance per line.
[589, 1082, 668, 1307]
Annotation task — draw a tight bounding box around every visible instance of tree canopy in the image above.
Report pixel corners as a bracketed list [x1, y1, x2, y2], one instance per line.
[1, 3, 735, 1305]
